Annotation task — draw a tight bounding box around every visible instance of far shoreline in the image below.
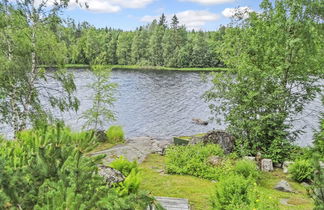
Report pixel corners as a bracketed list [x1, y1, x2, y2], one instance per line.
[42, 64, 228, 72]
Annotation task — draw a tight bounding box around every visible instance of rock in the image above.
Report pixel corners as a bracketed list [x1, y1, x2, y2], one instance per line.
[274, 180, 294, 193]
[192, 118, 208, 125]
[243, 156, 256, 161]
[208, 156, 223, 166]
[261, 159, 273, 172]
[202, 130, 235, 154]
[274, 163, 282, 168]
[283, 161, 294, 173]
[98, 165, 125, 186]
[301, 182, 310, 187]
[189, 136, 203, 145]
[89, 129, 107, 142]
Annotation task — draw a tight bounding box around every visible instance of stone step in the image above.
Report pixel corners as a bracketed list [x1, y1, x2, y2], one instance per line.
[149, 197, 190, 210]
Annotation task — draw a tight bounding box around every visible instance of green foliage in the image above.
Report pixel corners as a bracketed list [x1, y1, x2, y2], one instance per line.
[264, 138, 294, 164]
[110, 156, 141, 196]
[205, 0, 323, 158]
[233, 160, 260, 180]
[0, 125, 155, 209]
[211, 174, 278, 209]
[311, 108, 324, 209]
[165, 144, 224, 180]
[289, 159, 314, 183]
[0, 1, 79, 133]
[106, 125, 125, 143]
[81, 65, 117, 130]
[110, 156, 138, 177]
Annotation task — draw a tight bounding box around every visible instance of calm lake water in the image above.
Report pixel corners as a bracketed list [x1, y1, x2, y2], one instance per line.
[1, 69, 322, 146]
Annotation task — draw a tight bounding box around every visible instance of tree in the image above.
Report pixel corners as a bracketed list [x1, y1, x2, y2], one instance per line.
[116, 32, 133, 65]
[149, 25, 164, 66]
[158, 13, 167, 28]
[0, 0, 79, 134]
[131, 27, 149, 65]
[81, 64, 116, 130]
[205, 0, 324, 157]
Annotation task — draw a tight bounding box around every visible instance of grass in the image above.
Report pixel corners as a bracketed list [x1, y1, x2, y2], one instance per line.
[139, 154, 314, 210]
[139, 154, 215, 210]
[43, 64, 227, 72]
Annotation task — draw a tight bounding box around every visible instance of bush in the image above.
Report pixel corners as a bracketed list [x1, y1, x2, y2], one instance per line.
[110, 156, 138, 176]
[110, 156, 141, 196]
[211, 174, 278, 209]
[264, 138, 294, 164]
[289, 159, 314, 183]
[106, 125, 125, 143]
[234, 160, 260, 180]
[165, 144, 224, 180]
[0, 125, 155, 209]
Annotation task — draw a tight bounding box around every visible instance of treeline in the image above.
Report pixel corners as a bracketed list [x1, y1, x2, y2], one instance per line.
[56, 14, 225, 68]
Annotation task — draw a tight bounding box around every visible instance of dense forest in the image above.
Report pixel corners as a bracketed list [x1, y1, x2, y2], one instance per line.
[46, 14, 224, 67]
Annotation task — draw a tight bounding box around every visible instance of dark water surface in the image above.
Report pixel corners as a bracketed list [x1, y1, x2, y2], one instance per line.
[1, 69, 322, 146]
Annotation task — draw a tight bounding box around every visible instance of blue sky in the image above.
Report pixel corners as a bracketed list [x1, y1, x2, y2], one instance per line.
[63, 0, 263, 30]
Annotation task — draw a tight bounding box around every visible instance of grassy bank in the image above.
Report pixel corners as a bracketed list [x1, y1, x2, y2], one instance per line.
[60, 64, 227, 72]
[139, 154, 314, 210]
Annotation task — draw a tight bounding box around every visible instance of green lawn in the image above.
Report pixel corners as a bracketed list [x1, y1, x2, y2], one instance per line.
[139, 154, 314, 210]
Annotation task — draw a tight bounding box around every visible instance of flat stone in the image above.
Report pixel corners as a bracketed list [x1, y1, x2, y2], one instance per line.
[261, 159, 273, 172]
[275, 180, 294, 193]
[148, 197, 190, 210]
[92, 137, 172, 164]
[283, 161, 294, 173]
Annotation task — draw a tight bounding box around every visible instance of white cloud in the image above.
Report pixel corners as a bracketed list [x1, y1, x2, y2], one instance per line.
[110, 0, 155, 8]
[222, 6, 253, 19]
[30, 0, 154, 13]
[179, 0, 234, 5]
[141, 10, 220, 30]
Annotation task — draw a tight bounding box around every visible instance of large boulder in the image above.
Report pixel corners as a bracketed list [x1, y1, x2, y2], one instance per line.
[98, 165, 125, 186]
[261, 159, 274, 172]
[202, 130, 235, 154]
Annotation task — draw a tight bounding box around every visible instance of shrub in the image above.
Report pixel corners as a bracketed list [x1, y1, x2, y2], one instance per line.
[106, 125, 125, 143]
[211, 174, 278, 209]
[234, 160, 260, 180]
[110, 156, 138, 176]
[0, 125, 155, 209]
[289, 159, 314, 182]
[264, 138, 294, 164]
[110, 156, 141, 196]
[165, 144, 224, 180]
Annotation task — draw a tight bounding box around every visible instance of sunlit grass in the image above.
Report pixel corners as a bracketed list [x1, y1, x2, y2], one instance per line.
[139, 154, 314, 210]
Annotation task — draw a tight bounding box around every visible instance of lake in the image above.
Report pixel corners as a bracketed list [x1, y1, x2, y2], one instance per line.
[1, 69, 322, 146]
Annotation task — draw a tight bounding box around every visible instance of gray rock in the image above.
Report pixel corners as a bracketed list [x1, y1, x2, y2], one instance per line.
[243, 156, 256, 161]
[92, 136, 172, 164]
[261, 159, 273, 172]
[192, 118, 208, 125]
[98, 165, 125, 186]
[275, 180, 294, 193]
[202, 130, 235, 154]
[283, 161, 294, 173]
[208, 156, 223, 166]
